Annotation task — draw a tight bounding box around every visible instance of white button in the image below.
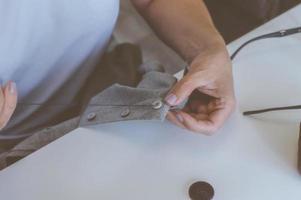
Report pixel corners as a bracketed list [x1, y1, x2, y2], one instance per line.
[121, 108, 131, 118]
[87, 112, 97, 121]
[152, 100, 163, 110]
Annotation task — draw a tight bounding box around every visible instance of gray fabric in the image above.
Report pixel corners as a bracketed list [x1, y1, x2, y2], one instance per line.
[80, 71, 176, 126]
[0, 43, 177, 170]
[0, 117, 80, 169]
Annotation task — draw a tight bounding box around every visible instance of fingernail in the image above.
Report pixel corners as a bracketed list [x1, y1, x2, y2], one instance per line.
[165, 94, 178, 106]
[9, 81, 16, 94]
[176, 113, 184, 123]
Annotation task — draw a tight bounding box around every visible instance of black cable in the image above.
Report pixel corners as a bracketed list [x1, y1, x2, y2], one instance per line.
[230, 26, 301, 115]
[243, 105, 301, 116]
[231, 26, 301, 60]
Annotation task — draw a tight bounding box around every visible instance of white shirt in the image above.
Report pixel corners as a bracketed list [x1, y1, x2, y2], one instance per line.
[0, 0, 119, 102]
[0, 0, 119, 137]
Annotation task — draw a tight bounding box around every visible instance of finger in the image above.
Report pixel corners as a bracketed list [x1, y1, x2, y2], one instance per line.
[164, 74, 207, 106]
[166, 112, 186, 129]
[182, 105, 191, 113]
[207, 101, 234, 130]
[207, 98, 226, 112]
[198, 88, 220, 98]
[177, 101, 234, 135]
[0, 81, 17, 129]
[188, 99, 208, 114]
[178, 111, 215, 135]
[189, 112, 208, 121]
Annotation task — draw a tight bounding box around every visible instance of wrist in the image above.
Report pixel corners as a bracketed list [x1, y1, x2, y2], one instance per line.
[187, 37, 232, 73]
[184, 34, 227, 64]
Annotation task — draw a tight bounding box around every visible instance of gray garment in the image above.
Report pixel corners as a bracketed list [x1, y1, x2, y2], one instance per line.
[0, 43, 177, 170]
[0, 117, 80, 168]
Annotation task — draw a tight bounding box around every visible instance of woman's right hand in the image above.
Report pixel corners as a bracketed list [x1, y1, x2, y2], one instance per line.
[0, 81, 17, 130]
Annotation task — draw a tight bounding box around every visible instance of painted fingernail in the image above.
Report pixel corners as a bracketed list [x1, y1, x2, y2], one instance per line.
[165, 94, 178, 106]
[176, 113, 184, 123]
[9, 81, 16, 94]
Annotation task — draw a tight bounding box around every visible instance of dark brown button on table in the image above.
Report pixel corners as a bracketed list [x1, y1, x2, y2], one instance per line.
[189, 181, 215, 200]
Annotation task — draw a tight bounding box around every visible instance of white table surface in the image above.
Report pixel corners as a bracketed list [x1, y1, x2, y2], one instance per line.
[1, 4, 301, 200]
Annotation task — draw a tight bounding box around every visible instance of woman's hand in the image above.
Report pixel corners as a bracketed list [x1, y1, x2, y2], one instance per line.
[131, 0, 235, 135]
[165, 45, 236, 135]
[0, 81, 17, 130]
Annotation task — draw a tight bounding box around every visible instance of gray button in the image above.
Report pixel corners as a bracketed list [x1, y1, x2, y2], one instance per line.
[152, 100, 163, 110]
[121, 108, 131, 118]
[87, 112, 97, 121]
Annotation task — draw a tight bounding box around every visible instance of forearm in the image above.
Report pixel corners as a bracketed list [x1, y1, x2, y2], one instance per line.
[132, 0, 226, 63]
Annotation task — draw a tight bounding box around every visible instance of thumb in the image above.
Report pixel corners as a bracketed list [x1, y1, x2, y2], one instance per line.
[165, 74, 205, 106]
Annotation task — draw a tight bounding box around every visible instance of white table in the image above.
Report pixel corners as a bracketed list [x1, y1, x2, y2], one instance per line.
[1, 5, 301, 200]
